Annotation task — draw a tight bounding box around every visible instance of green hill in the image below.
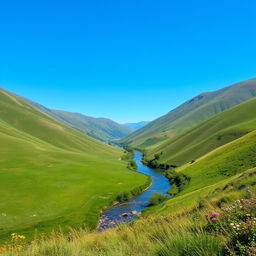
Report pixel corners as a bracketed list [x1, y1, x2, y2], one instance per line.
[146, 97, 256, 166]
[0, 89, 147, 238]
[15, 93, 134, 142]
[145, 129, 256, 217]
[120, 78, 256, 150]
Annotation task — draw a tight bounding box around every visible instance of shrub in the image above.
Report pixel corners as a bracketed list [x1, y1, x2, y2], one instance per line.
[116, 191, 132, 202]
[165, 170, 191, 194]
[127, 160, 137, 170]
[149, 192, 169, 206]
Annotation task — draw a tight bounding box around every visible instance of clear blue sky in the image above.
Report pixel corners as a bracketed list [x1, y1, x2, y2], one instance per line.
[1, 0, 255, 123]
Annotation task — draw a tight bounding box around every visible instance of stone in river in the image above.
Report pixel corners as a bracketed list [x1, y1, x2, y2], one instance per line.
[131, 211, 141, 216]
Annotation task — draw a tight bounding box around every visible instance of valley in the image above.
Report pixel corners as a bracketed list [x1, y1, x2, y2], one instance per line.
[1, 78, 256, 255]
[2, 1, 256, 254]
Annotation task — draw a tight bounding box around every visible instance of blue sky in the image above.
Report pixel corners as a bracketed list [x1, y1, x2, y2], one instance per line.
[1, 0, 255, 123]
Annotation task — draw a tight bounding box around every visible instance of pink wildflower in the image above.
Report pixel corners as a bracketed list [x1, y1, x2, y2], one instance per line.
[211, 212, 220, 217]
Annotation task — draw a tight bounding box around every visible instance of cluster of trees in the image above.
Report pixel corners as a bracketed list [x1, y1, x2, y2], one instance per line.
[165, 170, 191, 196]
[143, 153, 177, 170]
[120, 146, 138, 170]
[142, 152, 190, 197]
[121, 146, 135, 161]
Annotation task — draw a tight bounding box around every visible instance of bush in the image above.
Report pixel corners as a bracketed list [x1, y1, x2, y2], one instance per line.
[116, 191, 132, 202]
[127, 160, 137, 170]
[165, 170, 191, 194]
[149, 192, 169, 206]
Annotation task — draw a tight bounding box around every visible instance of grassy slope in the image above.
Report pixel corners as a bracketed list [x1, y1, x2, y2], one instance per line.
[120, 78, 256, 150]
[147, 97, 256, 165]
[0, 89, 147, 238]
[17, 94, 134, 142]
[144, 130, 256, 217]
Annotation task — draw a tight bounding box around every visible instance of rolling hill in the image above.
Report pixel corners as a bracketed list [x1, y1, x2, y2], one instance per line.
[0, 88, 147, 238]
[14, 93, 134, 142]
[120, 78, 256, 150]
[146, 97, 256, 166]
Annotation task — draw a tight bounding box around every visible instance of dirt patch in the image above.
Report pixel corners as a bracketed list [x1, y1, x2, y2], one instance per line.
[1, 90, 23, 106]
[39, 119, 65, 132]
[98, 196, 109, 199]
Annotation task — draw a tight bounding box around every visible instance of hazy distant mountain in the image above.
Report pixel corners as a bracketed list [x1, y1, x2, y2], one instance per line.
[47, 109, 135, 142]
[124, 121, 150, 130]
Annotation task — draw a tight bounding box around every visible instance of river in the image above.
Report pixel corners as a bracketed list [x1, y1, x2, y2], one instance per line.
[98, 151, 171, 230]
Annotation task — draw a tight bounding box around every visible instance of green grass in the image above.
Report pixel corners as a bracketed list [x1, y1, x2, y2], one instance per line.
[3, 169, 256, 256]
[0, 89, 147, 239]
[180, 130, 256, 193]
[120, 78, 256, 151]
[0, 214, 225, 256]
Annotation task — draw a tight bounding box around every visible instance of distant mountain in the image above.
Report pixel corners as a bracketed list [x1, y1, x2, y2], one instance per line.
[120, 78, 256, 150]
[15, 95, 134, 142]
[44, 109, 135, 142]
[124, 121, 150, 130]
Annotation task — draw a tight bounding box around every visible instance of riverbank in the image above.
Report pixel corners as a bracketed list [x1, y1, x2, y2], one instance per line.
[98, 152, 171, 230]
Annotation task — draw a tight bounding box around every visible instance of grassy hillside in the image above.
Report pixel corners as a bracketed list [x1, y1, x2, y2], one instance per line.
[120, 78, 256, 150]
[0, 89, 147, 239]
[146, 97, 256, 166]
[15, 93, 134, 142]
[144, 129, 256, 217]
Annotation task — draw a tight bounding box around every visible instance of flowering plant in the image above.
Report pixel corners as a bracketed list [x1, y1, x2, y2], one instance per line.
[205, 197, 256, 255]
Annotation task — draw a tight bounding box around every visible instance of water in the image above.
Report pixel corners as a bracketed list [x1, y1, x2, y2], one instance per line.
[98, 151, 171, 230]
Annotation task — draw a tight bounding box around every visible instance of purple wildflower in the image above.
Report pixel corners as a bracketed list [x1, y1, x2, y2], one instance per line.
[211, 212, 220, 217]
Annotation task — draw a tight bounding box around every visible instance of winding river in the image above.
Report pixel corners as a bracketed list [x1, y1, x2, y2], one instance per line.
[98, 151, 171, 230]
